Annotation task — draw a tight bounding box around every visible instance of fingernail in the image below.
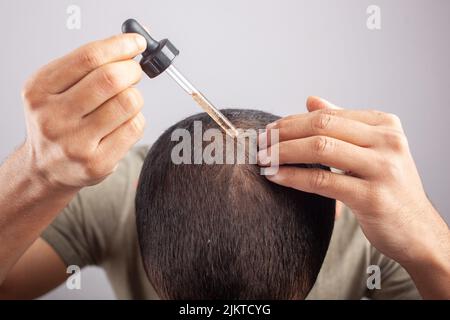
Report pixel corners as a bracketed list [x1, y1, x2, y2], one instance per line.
[135, 35, 147, 50]
[257, 150, 268, 166]
[266, 122, 277, 130]
[258, 131, 267, 149]
[264, 171, 281, 182]
[260, 167, 279, 177]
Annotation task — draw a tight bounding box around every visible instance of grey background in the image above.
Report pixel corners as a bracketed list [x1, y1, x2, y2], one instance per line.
[0, 0, 448, 299]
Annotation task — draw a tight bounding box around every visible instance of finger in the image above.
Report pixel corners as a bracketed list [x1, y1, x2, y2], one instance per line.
[260, 110, 377, 148]
[34, 34, 147, 94]
[279, 107, 398, 127]
[306, 96, 342, 112]
[259, 136, 378, 177]
[265, 166, 368, 207]
[82, 88, 144, 140]
[60, 60, 143, 117]
[305, 96, 401, 127]
[97, 113, 146, 165]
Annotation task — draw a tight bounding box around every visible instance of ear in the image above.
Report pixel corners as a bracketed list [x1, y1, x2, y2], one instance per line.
[306, 96, 342, 112]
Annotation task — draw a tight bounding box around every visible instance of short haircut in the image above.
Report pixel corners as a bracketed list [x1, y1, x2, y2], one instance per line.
[135, 109, 335, 299]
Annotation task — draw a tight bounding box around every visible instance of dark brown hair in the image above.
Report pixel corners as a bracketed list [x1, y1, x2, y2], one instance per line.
[135, 109, 335, 299]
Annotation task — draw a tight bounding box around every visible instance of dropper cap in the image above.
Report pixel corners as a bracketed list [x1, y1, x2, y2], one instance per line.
[122, 19, 179, 78]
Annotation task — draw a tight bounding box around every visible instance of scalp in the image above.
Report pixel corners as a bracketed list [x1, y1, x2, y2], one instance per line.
[135, 109, 336, 299]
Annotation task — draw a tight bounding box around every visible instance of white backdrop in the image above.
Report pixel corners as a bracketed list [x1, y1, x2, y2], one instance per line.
[1, 0, 448, 299]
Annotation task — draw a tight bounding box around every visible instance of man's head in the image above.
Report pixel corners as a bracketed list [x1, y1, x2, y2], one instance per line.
[135, 109, 335, 299]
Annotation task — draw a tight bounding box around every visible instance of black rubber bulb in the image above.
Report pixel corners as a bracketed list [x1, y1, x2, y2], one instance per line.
[121, 18, 180, 79]
[122, 19, 159, 56]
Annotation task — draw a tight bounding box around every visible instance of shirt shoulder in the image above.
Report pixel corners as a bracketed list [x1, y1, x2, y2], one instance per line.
[307, 206, 420, 299]
[41, 145, 150, 267]
[307, 206, 368, 299]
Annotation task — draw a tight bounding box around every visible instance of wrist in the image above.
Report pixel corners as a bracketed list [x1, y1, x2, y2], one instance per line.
[399, 205, 450, 298]
[403, 238, 450, 275]
[402, 234, 450, 299]
[396, 201, 448, 262]
[17, 142, 80, 198]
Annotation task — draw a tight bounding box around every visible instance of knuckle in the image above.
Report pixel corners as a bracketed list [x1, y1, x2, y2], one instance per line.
[367, 109, 384, 117]
[99, 65, 123, 93]
[311, 112, 333, 132]
[369, 109, 401, 126]
[379, 154, 402, 178]
[385, 113, 402, 127]
[84, 158, 109, 180]
[386, 161, 401, 178]
[367, 109, 386, 123]
[382, 129, 407, 151]
[312, 136, 333, 157]
[116, 89, 143, 116]
[22, 80, 45, 109]
[21, 82, 33, 102]
[39, 122, 58, 141]
[309, 169, 330, 190]
[35, 113, 58, 140]
[366, 109, 403, 127]
[79, 45, 103, 69]
[318, 108, 338, 117]
[61, 144, 90, 163]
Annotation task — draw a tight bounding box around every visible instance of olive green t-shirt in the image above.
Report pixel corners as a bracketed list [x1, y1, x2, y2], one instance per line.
[41, 146, 420, 300]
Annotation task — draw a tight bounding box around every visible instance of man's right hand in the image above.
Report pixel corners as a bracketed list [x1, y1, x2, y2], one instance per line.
[22, 33, 147, 190]
[0, 34, 147, 286]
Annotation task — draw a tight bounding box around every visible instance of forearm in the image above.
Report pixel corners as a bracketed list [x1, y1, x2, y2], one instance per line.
[0, 144, 78, 284]
[262, 97, 450, 299]
[0, 32, 146, 285]
[405, 251, 450, 299]
[402, 207, 450, 299]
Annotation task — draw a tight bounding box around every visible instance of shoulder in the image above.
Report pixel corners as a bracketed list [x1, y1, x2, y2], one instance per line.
[324, 205, 371, 272]
[308, 205, 420, 299]
[41, 145, 150, 266]
[76, 145, 149, 217]
[307, 206, 371, 299]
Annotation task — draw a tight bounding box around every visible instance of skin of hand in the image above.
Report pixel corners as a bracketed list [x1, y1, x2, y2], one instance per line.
[0, 34, 147, 283]
[258, 96, 450, 298]
[22, 33, 148, 189]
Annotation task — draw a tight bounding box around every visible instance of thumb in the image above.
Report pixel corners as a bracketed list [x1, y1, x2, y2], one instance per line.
[306, 96, 342, 112]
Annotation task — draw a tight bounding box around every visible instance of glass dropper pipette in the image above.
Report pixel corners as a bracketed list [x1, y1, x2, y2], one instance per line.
[165, 65, 239, 138]
[122, 19, 239, 138]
